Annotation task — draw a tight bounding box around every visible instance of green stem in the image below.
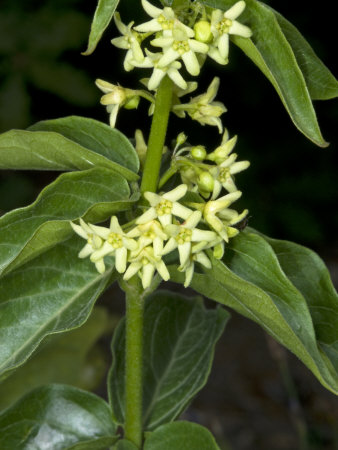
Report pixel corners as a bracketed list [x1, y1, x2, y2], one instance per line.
[140, 76, 173, 193]
[124, 285, 144, 448]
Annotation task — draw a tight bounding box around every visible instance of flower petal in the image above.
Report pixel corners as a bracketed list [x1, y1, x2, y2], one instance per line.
[225, 1, 246, 20]
[229, 21, 252, 38]
[182, 50, 200, 76]
[115, 247, 127, 273]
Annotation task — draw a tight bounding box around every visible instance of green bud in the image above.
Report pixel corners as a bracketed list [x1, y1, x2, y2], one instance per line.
[194, 20, 213, 44]
[198, 171, 214, 193]
[191, 145, 207, 161]
[124, 95, 140, 110]
[176, 132, 187, 146]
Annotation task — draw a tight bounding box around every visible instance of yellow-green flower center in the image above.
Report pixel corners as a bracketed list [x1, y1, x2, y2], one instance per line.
[108, 232, 123, 249]
[158, 14, 174, 30]
[173, 40, 190, 55]
[156, 199, 173, 215]
[219, 167, 230, 182]
[176, 227, 192, 245]
[145, 230, 156, 240]
[141, 256, 150, 265]
[216, 18, 232, 34]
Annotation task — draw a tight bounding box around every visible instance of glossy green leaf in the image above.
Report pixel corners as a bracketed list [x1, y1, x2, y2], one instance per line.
[0, 307, 109, 411]
[257, 231, 338, 372]
[199, 0, 328, 147]
[0, 168, 134, 277]
[0, 129, 138, 180]
[29, 116, 139, 174]
[170, 230, 338, 394]
[0, 384, 117, 450]
[0, 236, 116, 377]
[144, 421, 221, 450]
[82, 0, 119, 55]
[271, 9, 338, 100]
[109, 291, 229, 429]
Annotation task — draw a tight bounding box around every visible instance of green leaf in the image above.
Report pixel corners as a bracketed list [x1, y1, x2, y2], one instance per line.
[0, 384, 117, 450]
[82, 0, 120, 55]
[29, 116, 139, 174]
[272, 9, 338, 100]
[257, 231, 338, 372]
[0, 168, 134, 277]
[0, 307, 110, 411]
[0, 236, 116, 377]
[199, 0, 328, 147]
[114, 439, 138, 450]
[144, 421, 221, 450]
[170, 230, 338, 395]
[0, 129, 138, 180]
[109, 291, 229, 429]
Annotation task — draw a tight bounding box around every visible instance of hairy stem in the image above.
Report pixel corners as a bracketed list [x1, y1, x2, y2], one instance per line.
[140, 76, 173, 193]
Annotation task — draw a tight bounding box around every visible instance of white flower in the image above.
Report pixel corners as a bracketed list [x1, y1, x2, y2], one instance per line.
[70, 218, 105, 273]
[203, 191, 244, 242]
[123, 246, 170, 289]
[127, 219, 168, 257]
[95, 79, 128, 127]
[180, 247, 212, 287]
[151, 27, 209, 76]
[88, 216, 138, 274]
[136, 184, 192, 227]
[173, 77, 226, 133]
[162, 210, 217, 268]
[207, 130, 250, 198]
[209, 1, 252, 62]
[111, 12, 144, 71]
[131, 50, 187, 91]
[134, 0, 194, 37]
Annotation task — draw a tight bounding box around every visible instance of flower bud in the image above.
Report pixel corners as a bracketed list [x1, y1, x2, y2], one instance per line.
[176, 132, 187, 147]
[194, 20, 213, 43]
[198, 171, 214, 193]
[124, 95, 140, 110]
[191, 145, 207, 161]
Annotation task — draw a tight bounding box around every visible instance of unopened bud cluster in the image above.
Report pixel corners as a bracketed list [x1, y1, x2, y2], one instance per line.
[172, 128, 250, 199]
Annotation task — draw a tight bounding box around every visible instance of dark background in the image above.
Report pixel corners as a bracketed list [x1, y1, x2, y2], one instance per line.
[0, 0, 337, 448]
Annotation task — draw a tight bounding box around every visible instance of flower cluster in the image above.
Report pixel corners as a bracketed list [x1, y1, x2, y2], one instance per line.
[170, 128, 250, 199]
[111, 0, 251, 91]
[71, 184, 246, 289]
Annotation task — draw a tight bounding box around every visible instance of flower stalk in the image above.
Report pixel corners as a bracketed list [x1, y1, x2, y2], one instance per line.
[140, 76, 173, 193]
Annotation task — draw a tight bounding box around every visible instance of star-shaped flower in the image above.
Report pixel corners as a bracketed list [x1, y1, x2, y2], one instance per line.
[70, 218, 105, 273]
[136, 184, 192, 227]
[209, 1, 252, 62]
[111, 12, 144, 71]
[162, 210, 218, 268]
[131, 50, 187, 91]
[123, 246, 170, 289]
[127, 219, 168, 257]
[134, 0, 194, 37]
[173, 77, 226, 133]
[203, 191, 245, 242]
[88, 216, 138, 274]
[151, 27, 209, 76]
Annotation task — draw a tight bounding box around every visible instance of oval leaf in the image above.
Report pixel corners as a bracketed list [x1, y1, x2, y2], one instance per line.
[170, 230, 338, 395]
[0, 236, 116, 377]
[0, 168, 134, 277]
[0, 129, 138, 180]
[257, 231, 338, 372]
[200, 0, 328, 147]
[0, 384, 117, 450]
[0, 307, 109, 412]
[28, 116, 139, 174]
[108, 291, 229, 430]
[144, 421, 220, 450]
[82, 0, 120, 55]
